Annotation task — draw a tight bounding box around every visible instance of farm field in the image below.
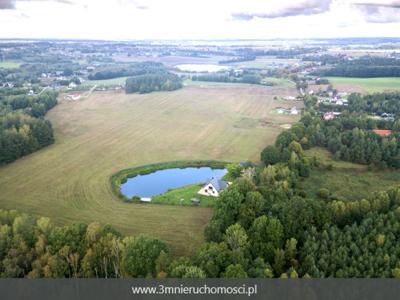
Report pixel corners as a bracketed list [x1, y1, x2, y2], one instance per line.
[81, 76, 129, 87]
[0, 85, 301, 256]
[183, 78, 295, 88]
[326, 77, 400, 93]
[303, 147, 400, 201]
[227, 56, 301, 69]
[0, 61, 22, 68]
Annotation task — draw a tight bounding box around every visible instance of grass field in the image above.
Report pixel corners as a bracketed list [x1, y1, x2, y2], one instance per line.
[0, 85, 300, 256]
[303, 148, 400, 201]
[326, 77, 400, 93]
[0, 61, 22, 69]
[81, 77, 128, 87]
[183, 78, 295, 89]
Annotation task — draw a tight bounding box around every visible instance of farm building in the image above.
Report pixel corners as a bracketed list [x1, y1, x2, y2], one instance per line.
[284, 96, 297, 101]
[290, 107, 299, 115]
[198, 177, 231, 197]
[276, 107, 286, 114]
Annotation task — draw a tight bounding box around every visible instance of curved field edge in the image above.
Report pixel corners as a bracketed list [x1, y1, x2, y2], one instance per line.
[0, 87, 299, 256]
[110, 160, 228, 201]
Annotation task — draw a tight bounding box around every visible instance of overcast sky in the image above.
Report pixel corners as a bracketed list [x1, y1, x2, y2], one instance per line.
[1, 0, 400, 40]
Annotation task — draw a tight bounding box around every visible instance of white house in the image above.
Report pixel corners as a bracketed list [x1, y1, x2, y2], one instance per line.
[198, 177, 231, 197]
[290, 107, 299, 115]
[284, 96, 297, 101]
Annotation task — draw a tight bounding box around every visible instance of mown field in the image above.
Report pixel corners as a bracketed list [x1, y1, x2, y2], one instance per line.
[0, 85, 301, 256]
[303, 148, 400, 201]
[326, 77, 400, 93]
[81, 76, 129, 87]
[0, 61, 22, 69]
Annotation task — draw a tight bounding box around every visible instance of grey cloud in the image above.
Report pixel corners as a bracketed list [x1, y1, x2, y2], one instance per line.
[0, 0, 148, 10]
[0, 0, 74, 9]
[353, 1, 400, 23]
[232, 0, 332, 20]
[0, 0, 15, 9]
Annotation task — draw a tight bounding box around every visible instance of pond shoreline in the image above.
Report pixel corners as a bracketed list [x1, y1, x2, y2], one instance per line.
[110, 160, 229, 203]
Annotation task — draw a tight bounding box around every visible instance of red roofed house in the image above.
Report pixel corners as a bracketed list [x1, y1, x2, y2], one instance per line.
[373, 129, 392, 137]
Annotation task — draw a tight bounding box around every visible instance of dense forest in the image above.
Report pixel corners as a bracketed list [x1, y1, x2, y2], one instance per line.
[316, 56, 400, 77]
[191, 74, 262, 85]
[88, 62, 166, 80]
[348, 92, 400, 115]
[125, 73, 182, 94]
[0, 210, 171, 278]
[0, 89, 57, 165]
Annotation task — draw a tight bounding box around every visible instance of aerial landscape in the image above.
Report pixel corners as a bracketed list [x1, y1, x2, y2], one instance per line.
[0, 0, 400, 281]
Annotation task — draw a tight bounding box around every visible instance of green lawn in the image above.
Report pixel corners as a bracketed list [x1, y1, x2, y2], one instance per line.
[0, 61, 22, 69]
[303, 147, 400, 201]
[326, 77, 400, 93]
[0, 85, 299, 256]
[263, 77, 295, 88]
[152, 184, 216, 206]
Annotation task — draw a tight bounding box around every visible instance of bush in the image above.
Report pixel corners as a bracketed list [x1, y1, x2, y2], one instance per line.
[317, 188, 331, 200]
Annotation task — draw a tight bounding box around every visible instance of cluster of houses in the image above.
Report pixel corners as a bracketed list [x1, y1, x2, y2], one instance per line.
[0, 82, 14, 88]
[318, 92, 349, 107]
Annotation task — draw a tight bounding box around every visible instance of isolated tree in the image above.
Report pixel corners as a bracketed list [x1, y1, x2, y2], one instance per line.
[261, 145, 281, 166]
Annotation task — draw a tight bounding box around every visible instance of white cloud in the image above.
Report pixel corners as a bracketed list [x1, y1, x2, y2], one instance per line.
[0, 0, 399, 39]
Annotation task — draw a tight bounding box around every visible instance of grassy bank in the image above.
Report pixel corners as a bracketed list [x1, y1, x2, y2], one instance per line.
[152, 184, 217, 206]
[110, 160, 228, 201]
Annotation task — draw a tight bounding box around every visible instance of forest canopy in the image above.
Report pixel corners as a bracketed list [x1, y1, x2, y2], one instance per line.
[125, 73, 182, 94]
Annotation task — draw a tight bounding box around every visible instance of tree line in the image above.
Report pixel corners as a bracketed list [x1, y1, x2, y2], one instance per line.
[0, 89, 57, 165]
[125, 73, 182, 94]
[315, 56, 400, 78]
[88, 62, 169, 81]
[191, 74, 262, 85]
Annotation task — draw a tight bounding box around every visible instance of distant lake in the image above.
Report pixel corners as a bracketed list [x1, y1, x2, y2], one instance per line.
[120, 167, 227, 199]
[175, 64, 230, 73]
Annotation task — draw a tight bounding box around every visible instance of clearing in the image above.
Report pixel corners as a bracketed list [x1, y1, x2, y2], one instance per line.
[0, 61, 22, 69]
[303, 147, 400, 201]
[0, 85, 300, 256]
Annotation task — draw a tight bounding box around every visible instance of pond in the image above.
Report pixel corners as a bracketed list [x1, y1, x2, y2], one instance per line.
[175, 64, 230, 73]
[120, 167, 227, 199]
